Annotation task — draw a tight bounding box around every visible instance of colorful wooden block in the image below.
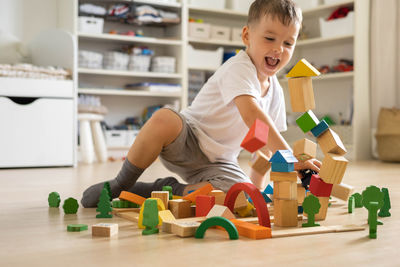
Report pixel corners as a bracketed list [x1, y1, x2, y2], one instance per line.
[269, 150, 297, 172]
[309, 174, 333, 197]
[317, 128, 347, 156]
[206, 204, 235, 220]
[208, 190, 226, 205]
[138, 198, 165, 229]
[293, 138, 317, 161]
[240, 119, 269, 153]
[319, 153, 348, 185]
[171, 221, 201, 237]
[92, 223, 118, 237]
[288, 76, 315, 112]
[151, 191, 169, 209]
[183, 183, 213, 203]
[159, 210, 176, 223]
[274, 199, 298, 227]
[168, 199, 192, 219]
[196, 195, 215, 217]
[315, 196, 330, 221]
[249, 150, 271, 176]
[119, 191, 146, 206]
[311, 120, 329, 137]
[297, 183, 306, 205]
[230, 219, 272, 239]
[271, 163, 294, 172]
[195, 216, 239, 240]
[270, 171, 298, 182]
[331, 183, 354, 201]
[264, 184, 274, 194]
[235, 201, 255, 218]
[234, 191, 248, 210]
[286, 58, 321, 78]
[348, 196, 355, 213]
[273, 181, 297, 200]
[296, 110, 320, 133]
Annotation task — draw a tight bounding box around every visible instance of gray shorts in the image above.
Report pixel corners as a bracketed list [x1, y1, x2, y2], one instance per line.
[159, 108, 251, 192]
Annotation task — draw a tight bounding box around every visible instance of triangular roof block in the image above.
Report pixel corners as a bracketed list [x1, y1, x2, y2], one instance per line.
[269, 150, 298, 163]
[264, 184, 274, 195]
[286, 58, 321, 78]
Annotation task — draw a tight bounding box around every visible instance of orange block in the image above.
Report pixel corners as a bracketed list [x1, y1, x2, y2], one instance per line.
[183, 183, 214, 203]
[119, 191, 146, 206]
[230, 219, 272, 239]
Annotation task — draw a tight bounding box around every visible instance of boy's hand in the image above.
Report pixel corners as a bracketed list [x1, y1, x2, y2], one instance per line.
[294, 158, 321, 174]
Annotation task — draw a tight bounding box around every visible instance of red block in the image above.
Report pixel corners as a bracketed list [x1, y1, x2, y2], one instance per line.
[309, 174, 333, 197]
[240, 119, 269, 153]
[195, 195, 215, 217]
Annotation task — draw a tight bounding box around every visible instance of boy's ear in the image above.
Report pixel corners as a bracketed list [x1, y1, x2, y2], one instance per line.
[242, 26, 250, 47]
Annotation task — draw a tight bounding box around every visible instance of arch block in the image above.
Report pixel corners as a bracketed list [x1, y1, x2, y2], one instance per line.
[224, 183, 271, 228]
[195, 216, 239, 240]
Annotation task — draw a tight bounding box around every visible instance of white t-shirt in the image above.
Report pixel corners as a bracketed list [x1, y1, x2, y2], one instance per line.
[181, 50, 287, 163]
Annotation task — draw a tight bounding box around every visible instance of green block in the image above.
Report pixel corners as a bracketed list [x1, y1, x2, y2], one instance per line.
[378, 188, 391, 217]
[96, 188, 113, 218]
[321, 115, 335, 126]
[162, 186, 173, 200]
[142, 199, 159, 235]
[63, 198, 79, 214]
[348, 196, 355, 213]
[296, 111, 320, 133]
[67, 224, 88, 232]
[195, 216, 239, 240]
[48, 192, 61, 208]
[301, 195, 321, 228]
[112, 200, 140, 208]
[351, 193, 363, 208]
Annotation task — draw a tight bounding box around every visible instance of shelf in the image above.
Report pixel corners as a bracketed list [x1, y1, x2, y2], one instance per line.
[189, 38, 245, 48]
[296, 34, 354, 47]
[188, 66, 217, 72]
[78, 88, 182, 97]
[188, 6, 247, 18]
[302, 0, 354, 17]
[78, 68, 182, 78]
[279, 71, 354, 83]
[133, 0, 181, 9]
[78, 32, 182, 46]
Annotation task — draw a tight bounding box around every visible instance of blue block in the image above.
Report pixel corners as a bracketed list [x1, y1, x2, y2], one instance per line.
[264, 184, 274, 195]
[298, 205, 304, 214]
[262, 192, 272, 203]
[271, 163, 294, 172]
[269, 150, 298, 163]
[311, 120, 329, 137]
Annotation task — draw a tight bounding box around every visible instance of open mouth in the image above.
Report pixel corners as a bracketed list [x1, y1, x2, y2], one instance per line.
[265, 56, 280, 68]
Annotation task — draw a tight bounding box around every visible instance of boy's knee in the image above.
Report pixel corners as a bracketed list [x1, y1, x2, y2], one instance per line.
[150, 109, 183, 144]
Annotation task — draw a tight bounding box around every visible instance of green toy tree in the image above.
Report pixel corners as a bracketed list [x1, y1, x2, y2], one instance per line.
[96, 188, 113, 218]
[351, 193, 363, 208]
[63, 198, 79, 214]
[48, 192, 61, 208]
[162, 186, 173, 200]
[362, 186, 384, 239]
[104, 182, 112, 202]
[378, 188, 391, 217]
[142, 199, 159, 235]
[302, 194, 321, 227]
[348, 196, 355, 213]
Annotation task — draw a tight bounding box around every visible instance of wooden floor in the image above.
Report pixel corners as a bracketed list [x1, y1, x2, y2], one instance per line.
[1, 158, 399, 267]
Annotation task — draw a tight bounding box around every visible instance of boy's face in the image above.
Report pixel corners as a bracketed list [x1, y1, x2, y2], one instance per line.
[242, 15, 300, 80]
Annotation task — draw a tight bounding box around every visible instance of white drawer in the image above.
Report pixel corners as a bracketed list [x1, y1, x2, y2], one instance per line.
[0, 96, 74, 167]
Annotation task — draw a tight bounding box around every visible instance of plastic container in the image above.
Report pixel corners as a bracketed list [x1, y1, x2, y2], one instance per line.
[319, 11, 354, 38]
[189, 0, 226, 9]
[103, 52, 129, 70]
[78, 16, 104, 34]
[79, 50, 103, 69]
[128, 55, 151, 72]
[189, 22, 211, 39]
[188, 45, 224, 70]
[211, 26, 230, 41]
[226, 0, 254, 12]
[151, 57, 176, 73]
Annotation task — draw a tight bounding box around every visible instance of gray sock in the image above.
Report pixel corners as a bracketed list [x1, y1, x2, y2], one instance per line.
[128, 177, 187, 198]
[81, 159, 144, 208]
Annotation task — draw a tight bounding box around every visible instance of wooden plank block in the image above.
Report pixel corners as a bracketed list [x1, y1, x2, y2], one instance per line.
[206, 204, 235, 220]
[293, 138, 317, 161]
[208, 190, 226, 205]
[272, 224, 365, 238]
[273, 199, 298, 227]
[182, 183, 213, 203]
[168, 199, 192, 219]
[288, 76, 315, 112]
[319, 153, 348, 184]
[230, 219, 271, 239]
[114, 211, 139, 222]
[92, 223, 118, 237]
[297, 184, 306, 205]
[238, 214, 303, 224]
[317, 128, 347, 156]
[162, 216, 207, 233]
[273, 181, 297, 200]
[119, 191, 146, 205]
[151, 191, 169, 209]
[249, 151, 271, 176]
[171, 221, 201, 237]
[270, 171, 298, 182]
[315, 196, 330, 221]
[158, 210, 176, 233]
[331, 183, 355, 201]
[111, 207, 141, 214]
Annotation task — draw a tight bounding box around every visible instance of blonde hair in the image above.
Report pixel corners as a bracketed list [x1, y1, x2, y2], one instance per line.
[247, 0, 302, 26]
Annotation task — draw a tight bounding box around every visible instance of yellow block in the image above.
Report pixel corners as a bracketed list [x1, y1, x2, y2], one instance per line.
[235, 201, 255, 218]
[159, 210, 176, 223]
[286, 58, 321, 77]
[138, 198, 166, 229]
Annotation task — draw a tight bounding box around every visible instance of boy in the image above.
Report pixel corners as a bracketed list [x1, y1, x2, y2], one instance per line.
[81, 0, 321, 208]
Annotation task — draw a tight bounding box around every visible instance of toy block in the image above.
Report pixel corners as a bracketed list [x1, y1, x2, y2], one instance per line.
[311, 120, 329, 137]
[273, 181, 297, 200]
[162, 217, 206, 233]
[142, 199, 159, 235]
[234, 191, 248, 210]
[96, 188, 113, 218]
[296, 110, 319, 133]
[151, 191, 169, 208]
[119, 191, 146, 206]
[235, 201, 255, 218]
[302, 194, 321, 227]
[112, 207, 140, 214]
[208, 190, 226, 205]
[207, 204, 235, 220]
[172, 195, 182, 199]
[249, 151, 271, 176]
[159, 210, 176, 223]
[271, 163, 294, 172]
[270, 171, 298, 182]
[319, 153, 348, 184]
[378, 188, 391, 217]
[362, 185, 384, 219]
[230, 219, 272, 239]
[63, 197, 79, 214]
[315, 196, 330, 221]
[273, 224, 365, 238]
[67, 224, 88, 232]
[274, 199, 298, 227]
[331, 183, 354, 201]
[262, 192, 272, 203]
[162, 186, 173, 200]
[288, 76, 315, 112]
[348, 196, 355, 213]
[286, 58, 321, 78]
[264, 184, 274, 194]
[138, 198, 165, 229]
[48, 192, 61, 208]
[168, 199, 192, 219]
[115, 211, 139, 222]
[293, 138, 317, 161]
[182, 183, 213, 203]
[92, 223, 118, 237]
[240, 119, 269, 153]
[171, 221, 201, 237]
[351, 193, 363, 208]
[297, 183, 306, 205]
[112, 200, 140, 208]
[367, 202, 379, 239]
[269, 150, 298, 163]
[195, 216, 239, 240]
[196, 195, 215, 217]
[191, 205, 196, 217]
[317, 128, 347, 156]
[309, 174, 333, 197]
